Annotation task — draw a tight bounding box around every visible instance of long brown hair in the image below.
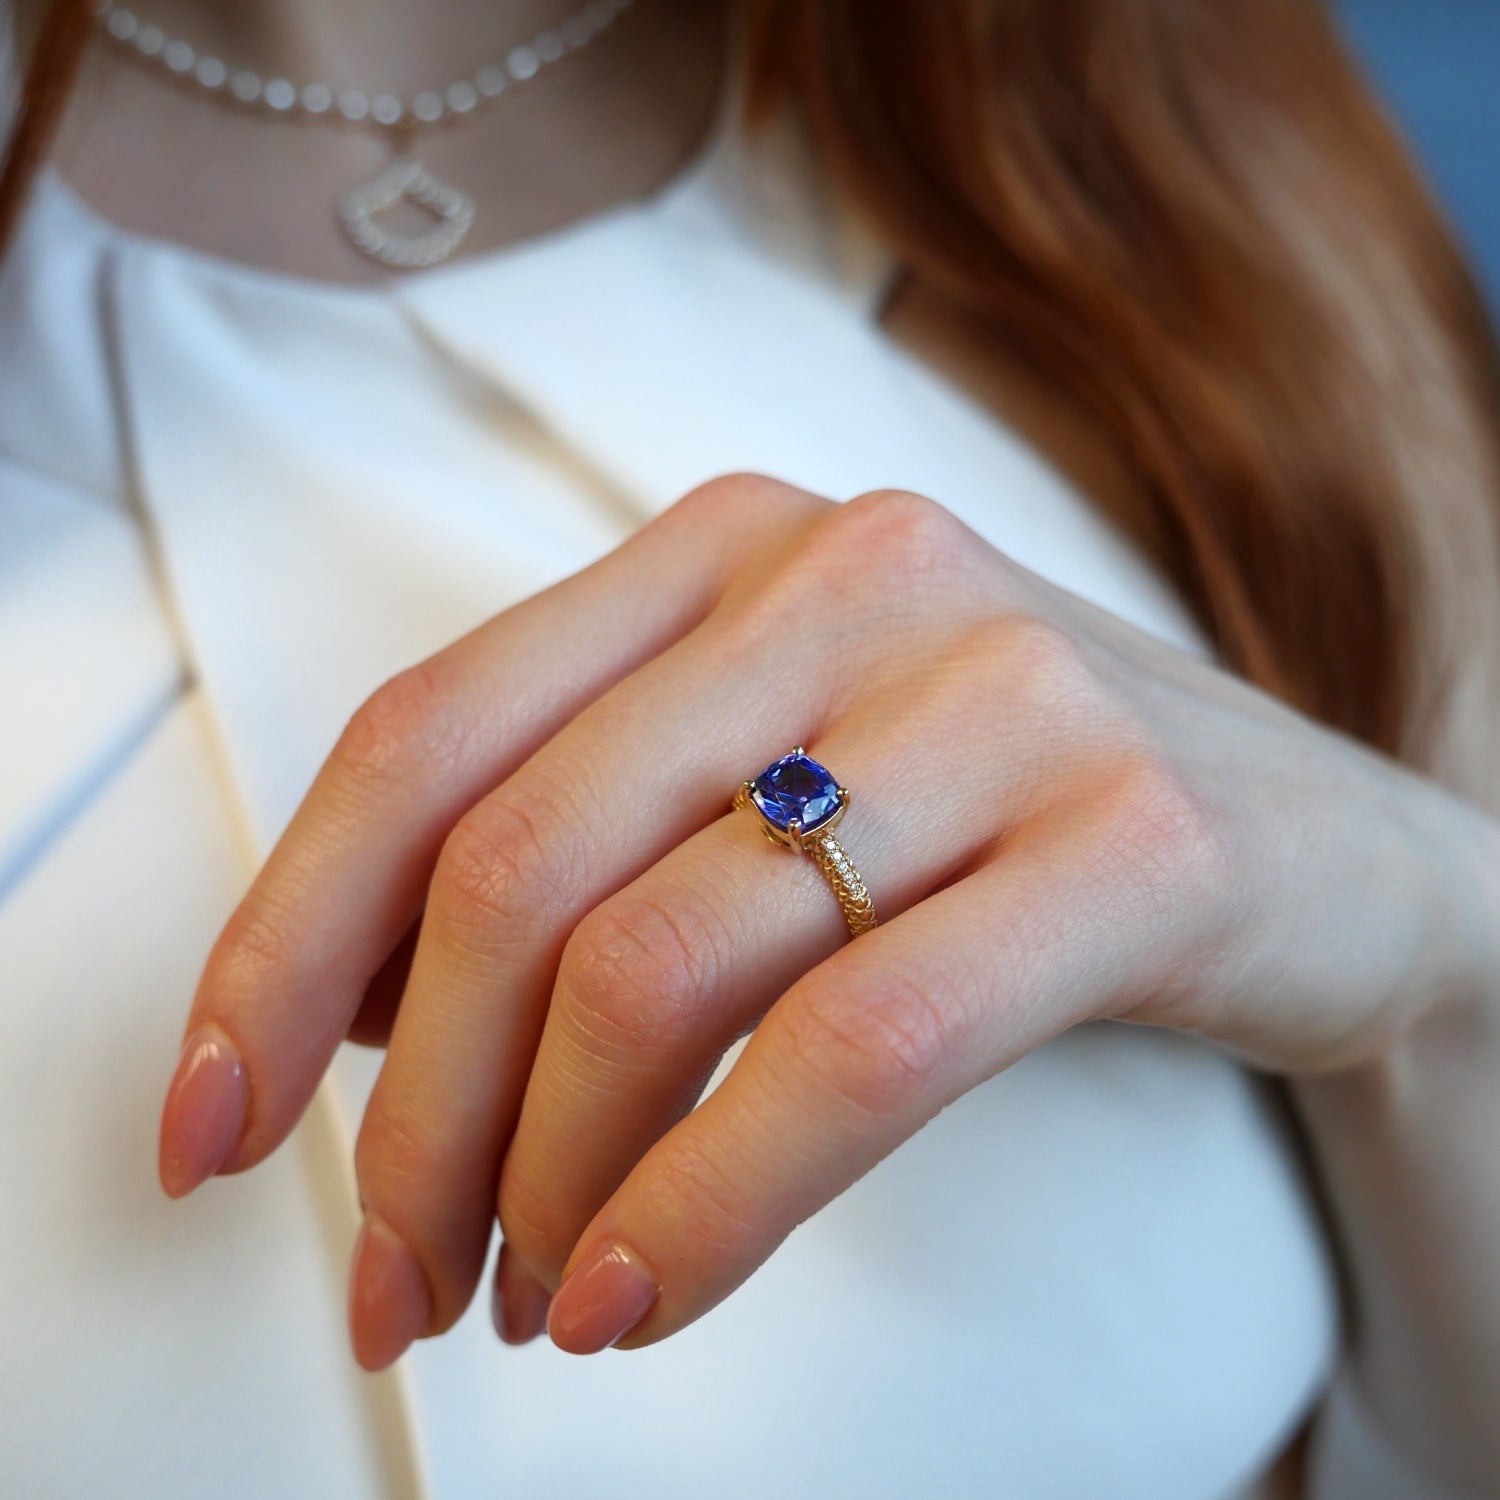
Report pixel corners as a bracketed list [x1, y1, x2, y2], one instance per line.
[7, 0, 1500, 802]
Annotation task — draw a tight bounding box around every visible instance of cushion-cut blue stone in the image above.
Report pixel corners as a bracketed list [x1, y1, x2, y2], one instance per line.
[749, 752, 842, 834]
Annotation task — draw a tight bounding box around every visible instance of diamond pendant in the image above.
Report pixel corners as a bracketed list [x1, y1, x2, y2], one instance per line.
[337, 156, 475, 271]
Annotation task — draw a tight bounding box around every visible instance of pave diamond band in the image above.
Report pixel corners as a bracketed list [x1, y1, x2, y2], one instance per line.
[800, 828, 879, 938]
[733, 748, 879, 939]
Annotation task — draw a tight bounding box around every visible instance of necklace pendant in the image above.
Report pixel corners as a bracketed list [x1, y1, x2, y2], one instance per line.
[337, 156, 475, 271]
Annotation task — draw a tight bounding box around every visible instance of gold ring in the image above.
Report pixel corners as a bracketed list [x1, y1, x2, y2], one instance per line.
[733, 747, 878, 939]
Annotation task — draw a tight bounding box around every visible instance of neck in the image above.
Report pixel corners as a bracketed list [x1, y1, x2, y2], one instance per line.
[43, 0, 730, 283]
[102, 0, 611, 93]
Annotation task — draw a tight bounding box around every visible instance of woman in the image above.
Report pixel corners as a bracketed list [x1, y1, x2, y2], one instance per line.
[1, 1, 1497, 1496]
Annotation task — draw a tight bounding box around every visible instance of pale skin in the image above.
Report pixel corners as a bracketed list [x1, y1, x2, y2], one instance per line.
[29, 0, 1500, 1490]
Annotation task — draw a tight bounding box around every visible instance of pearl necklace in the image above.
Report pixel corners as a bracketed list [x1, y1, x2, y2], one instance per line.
[91, 0, 639, 270]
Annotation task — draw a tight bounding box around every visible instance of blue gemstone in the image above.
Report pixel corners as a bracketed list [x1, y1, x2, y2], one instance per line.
[749, 752, 842, 835]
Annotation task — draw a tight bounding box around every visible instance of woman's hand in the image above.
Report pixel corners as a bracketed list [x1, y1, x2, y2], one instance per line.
[157, 475, 1498, 1367]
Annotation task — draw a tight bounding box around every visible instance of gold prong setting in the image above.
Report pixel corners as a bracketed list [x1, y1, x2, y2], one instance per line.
[733, 747, 878, 937]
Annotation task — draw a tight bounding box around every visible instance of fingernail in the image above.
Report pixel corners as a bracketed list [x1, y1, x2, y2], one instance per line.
[546, 1239, 659, 1355]
[493, 1241, 552, 1346]
[348, 1214, 431, 1372]
[158, 1024, 249, 1199]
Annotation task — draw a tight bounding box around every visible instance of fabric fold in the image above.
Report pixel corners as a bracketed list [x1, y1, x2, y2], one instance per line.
[0, 457, 183, 897]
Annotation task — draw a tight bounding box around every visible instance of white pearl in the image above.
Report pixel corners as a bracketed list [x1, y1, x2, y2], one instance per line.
[105, 8, 137, 42]
[93, 0, 629, 211]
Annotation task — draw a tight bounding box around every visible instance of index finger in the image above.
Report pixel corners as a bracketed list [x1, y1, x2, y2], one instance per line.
[158, 475, 829, 1197]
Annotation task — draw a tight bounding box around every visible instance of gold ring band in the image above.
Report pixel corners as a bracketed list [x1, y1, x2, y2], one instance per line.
[733, 747, 879, 940]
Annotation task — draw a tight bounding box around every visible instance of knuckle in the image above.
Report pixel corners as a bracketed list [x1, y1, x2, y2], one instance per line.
[841, 485, 947, 536]
[833, 487, 974, 579]
[558, 888, 729, 1055]
[905, 615, 1112, 760]
[722, 489, 976, 659]
[354, 1097, 443, 1203]
[677, 471, 801, 519]
[330, 660, 463, 797]
[203, 885, 301, 1001]
[986, 613, 1103, 717]
[434, 790, 571, 943]
[667, 473, 832, 550]
[1094, 750, 1234, 903]
[642, 1133, 762, 1258]
[776, 969, 961, 1125]
[496, 1166, 572, 1284]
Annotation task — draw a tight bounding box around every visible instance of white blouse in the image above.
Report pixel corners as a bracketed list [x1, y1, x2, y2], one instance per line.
[0, 40, 1451, 1500]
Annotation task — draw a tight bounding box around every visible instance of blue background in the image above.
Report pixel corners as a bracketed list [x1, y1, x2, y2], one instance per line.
[1335, 0, 1500, 312]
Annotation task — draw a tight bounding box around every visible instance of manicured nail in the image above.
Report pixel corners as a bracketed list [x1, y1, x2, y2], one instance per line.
[493, 1241, 552, 1346]
[158, 1023, 249, 1199]
[546, 1240, 659, 1355]
[348, 1214, 431, 1372]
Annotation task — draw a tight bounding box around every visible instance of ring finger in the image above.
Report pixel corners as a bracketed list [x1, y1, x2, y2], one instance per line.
[493, 609, 1140, 1318]
[490, 685, 1025, 1314]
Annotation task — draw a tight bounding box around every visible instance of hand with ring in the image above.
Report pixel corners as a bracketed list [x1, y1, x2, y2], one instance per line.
[157, 474, 1500, 1364]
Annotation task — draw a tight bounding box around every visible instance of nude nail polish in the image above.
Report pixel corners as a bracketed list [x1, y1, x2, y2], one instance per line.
[348, 1214, 431, 1372]
[493, 1241, 552, 1346]
[546, 1240, 659, 1355]
[158, 1023, 249, 1199]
